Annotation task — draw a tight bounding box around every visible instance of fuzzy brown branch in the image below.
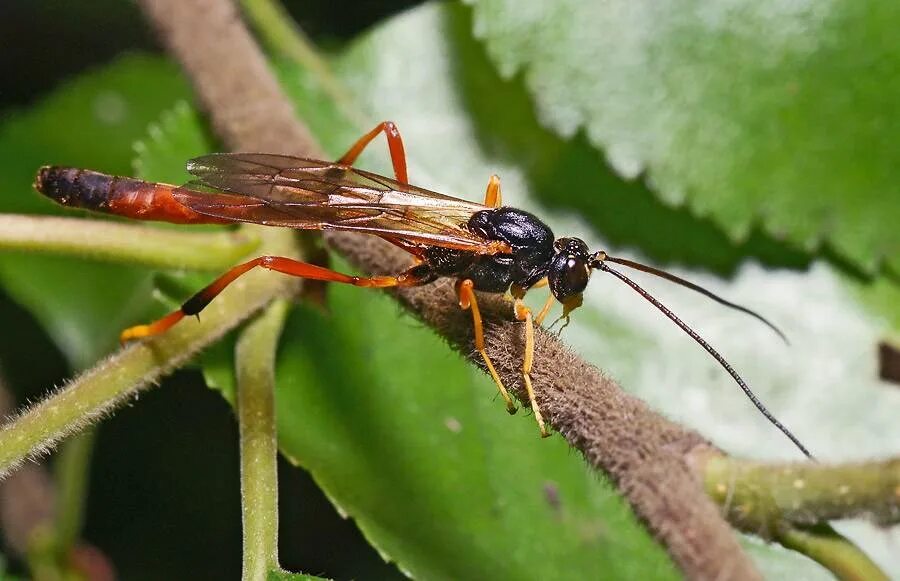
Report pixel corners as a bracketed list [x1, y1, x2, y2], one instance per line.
[136, 0, 760, 578]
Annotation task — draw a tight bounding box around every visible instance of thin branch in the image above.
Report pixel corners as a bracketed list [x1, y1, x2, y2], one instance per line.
[135, 0, 761, 578]
[703, 454, 900, 531]
[776, 525, 889, 581]
[53, 431, 94, 553]
[0, 214, 258, 271]
[237, 299, 289, 580]
[0, 225, 298, 478]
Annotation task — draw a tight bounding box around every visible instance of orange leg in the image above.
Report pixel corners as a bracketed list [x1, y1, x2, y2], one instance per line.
[535, 293, 556, 326]
[121, 256, 425, 342]
[483, 175, 502, 208]
[338, 121, 409, 184]
[457, 279, 516, 414]
[514, 298, 549, 437]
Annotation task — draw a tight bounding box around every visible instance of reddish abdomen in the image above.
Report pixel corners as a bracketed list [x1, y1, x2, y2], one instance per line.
[34, 166, 230, 225]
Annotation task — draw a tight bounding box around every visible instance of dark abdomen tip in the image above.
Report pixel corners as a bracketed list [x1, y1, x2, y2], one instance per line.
[34, 166, 72, 201]
[34, 166, 113, 210]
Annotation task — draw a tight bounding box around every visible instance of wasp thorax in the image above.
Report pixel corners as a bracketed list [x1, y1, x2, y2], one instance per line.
[548, 237, 591, 301]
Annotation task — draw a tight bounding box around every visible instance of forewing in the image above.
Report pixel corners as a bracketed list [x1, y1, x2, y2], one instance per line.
[176, 153, 497, 251]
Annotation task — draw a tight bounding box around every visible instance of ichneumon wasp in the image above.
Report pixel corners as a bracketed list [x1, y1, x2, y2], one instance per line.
[34, 121, 812, 458]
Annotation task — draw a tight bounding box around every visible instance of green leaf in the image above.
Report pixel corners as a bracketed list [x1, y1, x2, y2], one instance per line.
[466, 0, 900, 275]
[0, 54, 194, 367]
[278, 281, 678, 580]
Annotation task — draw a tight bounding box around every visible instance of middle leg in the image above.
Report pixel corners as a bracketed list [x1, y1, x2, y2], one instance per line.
[457, 279, 517, 414]
[514, 298, 549, 437]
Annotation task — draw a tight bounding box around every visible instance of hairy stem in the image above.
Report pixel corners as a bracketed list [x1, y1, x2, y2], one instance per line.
[0, 225, 296, 478]
[0, 214, 258, 271]
[237, 300, 289, 580]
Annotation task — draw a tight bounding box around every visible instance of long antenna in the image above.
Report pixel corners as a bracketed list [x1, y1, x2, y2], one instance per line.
[605, 255, 788, 344]
[595, 261, 813, 459]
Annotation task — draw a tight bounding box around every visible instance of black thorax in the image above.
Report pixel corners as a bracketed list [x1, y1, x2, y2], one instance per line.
[424, 207, 555, 293]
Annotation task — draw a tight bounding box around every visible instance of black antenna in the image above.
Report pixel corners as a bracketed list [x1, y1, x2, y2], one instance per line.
[605, 255, 788, 344]
[595, 260, 813, 459]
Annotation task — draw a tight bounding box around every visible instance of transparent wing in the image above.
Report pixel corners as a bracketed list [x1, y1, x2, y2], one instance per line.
[172, 153, 503, 253]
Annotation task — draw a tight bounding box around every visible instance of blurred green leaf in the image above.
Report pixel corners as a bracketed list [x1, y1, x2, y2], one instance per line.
[466, 0, 900, 275]
[132, 99, 212, 185]
[0, 54, 194, 367]
[851, 274, 900, 338]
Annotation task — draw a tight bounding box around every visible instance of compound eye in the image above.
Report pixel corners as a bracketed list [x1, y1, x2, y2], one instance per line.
[563, 258, 590, 293]
[549, 254, 590, 300]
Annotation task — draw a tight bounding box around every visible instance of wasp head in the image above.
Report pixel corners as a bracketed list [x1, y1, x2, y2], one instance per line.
[545, 238, 591, 310]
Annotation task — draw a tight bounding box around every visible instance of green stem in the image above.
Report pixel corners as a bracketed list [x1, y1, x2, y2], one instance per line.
[702, 453, 896, 579]
[0, 214, 258, 271]
[239, 0, 365, 126]
[237, 299, 290, 581]
[703, 455, 900, 531]
[0, 225, 296, 478]
[776, 525, 888, 581]
[53, 430, 95, 552]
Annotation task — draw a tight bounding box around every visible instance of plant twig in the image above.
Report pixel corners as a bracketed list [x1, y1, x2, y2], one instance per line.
[236, 299, 289, 581]
[0, 225, 297, 478]
[703, 454, 900, 533]
[0, 214, 258, 271]
[777, 525, 889, 581]
[53, 431, 94, 552]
